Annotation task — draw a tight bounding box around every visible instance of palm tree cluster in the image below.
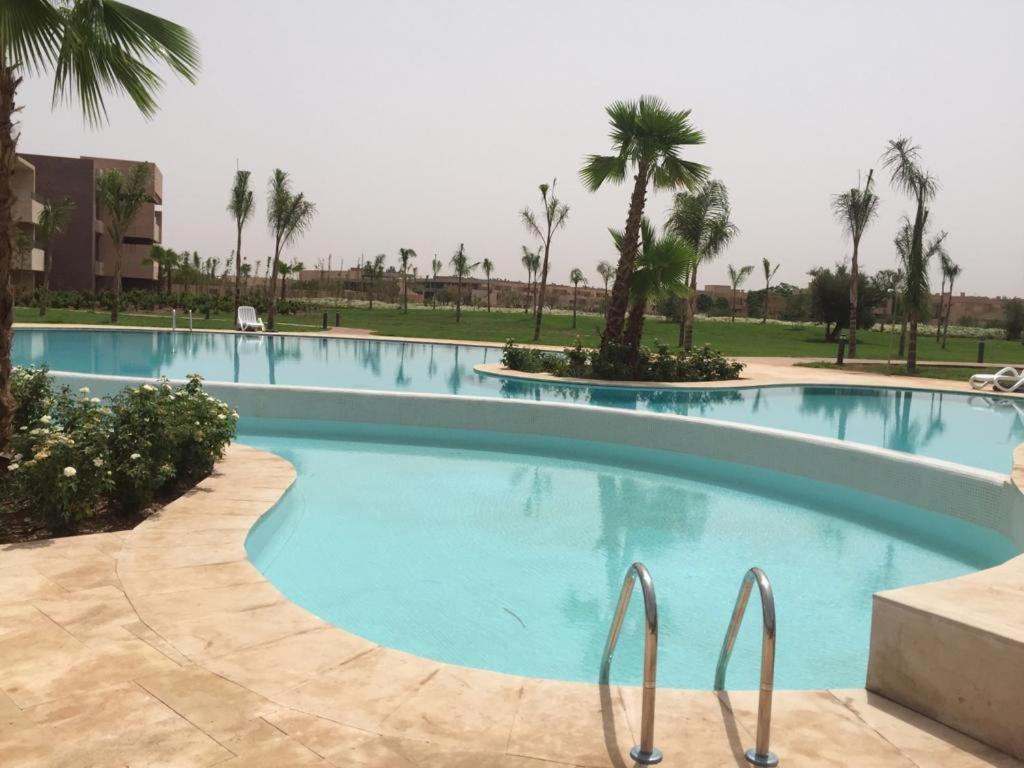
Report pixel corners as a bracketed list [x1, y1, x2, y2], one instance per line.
[449, 243, 479, 323]
[521, 180, 569, 341]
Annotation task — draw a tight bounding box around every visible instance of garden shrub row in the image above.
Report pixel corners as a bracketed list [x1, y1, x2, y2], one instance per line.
[18, 288, 315, 316]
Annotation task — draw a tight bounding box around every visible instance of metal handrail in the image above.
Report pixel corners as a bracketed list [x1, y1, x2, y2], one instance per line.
[600, 562, 662, 765]
[714, 567, 778, 767]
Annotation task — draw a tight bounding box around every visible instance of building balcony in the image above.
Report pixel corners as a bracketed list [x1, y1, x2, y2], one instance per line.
[12, 194, 42, 226]
[14, 247, 44, 272]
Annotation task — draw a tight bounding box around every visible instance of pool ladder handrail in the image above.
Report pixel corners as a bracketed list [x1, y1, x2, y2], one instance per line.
[714, 566, 779, 768]
[600, 562, 662, 765]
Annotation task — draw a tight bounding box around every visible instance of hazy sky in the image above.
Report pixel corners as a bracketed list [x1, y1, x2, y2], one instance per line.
[18, 0, 1024, 296]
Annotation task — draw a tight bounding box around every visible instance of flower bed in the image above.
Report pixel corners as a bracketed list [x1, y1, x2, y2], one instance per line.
[1, 367, 238, 541]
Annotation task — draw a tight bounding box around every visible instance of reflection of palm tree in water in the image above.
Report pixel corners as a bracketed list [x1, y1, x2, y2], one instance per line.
[395, 344, 410, 387]
[508, 465, 553, 517]
[427, 346, 437, 379]
[359, 341, 382, 377]
[560, 472, 711, 682]
[447, 347, 465, 395]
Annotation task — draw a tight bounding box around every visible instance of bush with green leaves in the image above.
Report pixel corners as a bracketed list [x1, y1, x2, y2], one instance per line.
[3, 368, 238, 531]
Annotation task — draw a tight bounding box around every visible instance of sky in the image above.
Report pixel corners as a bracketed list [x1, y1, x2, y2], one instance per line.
[17, 0, 1024, 296]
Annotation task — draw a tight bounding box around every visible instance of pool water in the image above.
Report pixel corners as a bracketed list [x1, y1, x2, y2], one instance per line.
[14, 328, 1024, 472]
[240, 419, 1017, 690]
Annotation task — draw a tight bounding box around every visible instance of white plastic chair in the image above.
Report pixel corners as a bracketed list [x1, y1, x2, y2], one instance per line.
[969, 366, 1024, 392]
[236, 305, 265, 332]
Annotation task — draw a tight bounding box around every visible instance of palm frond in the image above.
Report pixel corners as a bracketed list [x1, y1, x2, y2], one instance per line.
[0, 0, 61, 74]
[579, 154, 626, 191]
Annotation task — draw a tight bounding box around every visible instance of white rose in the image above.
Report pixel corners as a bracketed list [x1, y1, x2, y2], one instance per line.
[130, 453, 141, 460]
[39, 415, 51, 424]
[63, 466, 77, 478]
[79, 386, 90, 394]
[8, 463, 19, 471]
[90, 397, 100, 404]
[217, 414, 226, 421]
[93, 458, 104, 467]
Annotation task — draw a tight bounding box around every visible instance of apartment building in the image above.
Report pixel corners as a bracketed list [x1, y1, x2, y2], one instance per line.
[19, 154, 163, 292]
[11, 156, 45, 290]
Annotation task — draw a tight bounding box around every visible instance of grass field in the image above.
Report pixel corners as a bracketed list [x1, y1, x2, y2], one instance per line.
[798, 362, 987, 382]
[14, 305, 1024, 364]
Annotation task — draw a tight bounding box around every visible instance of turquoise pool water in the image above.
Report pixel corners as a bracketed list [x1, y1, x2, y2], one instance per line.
[13, 328, 1024, 472]
[241, 419, 1017, 690]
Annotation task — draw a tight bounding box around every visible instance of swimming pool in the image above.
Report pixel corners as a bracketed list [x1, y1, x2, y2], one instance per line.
[241, 419, 1017, 690]
[13, 328, 1024, 472]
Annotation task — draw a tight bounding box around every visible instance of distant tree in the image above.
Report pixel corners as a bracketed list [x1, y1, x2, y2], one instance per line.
[228, 169, 255, 318]
[941, 260, 961, 347]
[581, 96, 707, 348]
[761, 258, 780, 324]
[36, 197, 75, 316]
[1004, 299, 1024, 341]
[696, 293, 714, 314]
[431, 255, 442, 308]
[362, 254, 386, 309]
[569, 267, 587, 328]
[808, 263, 883, 341]
[831, 170, 880, 357]
[398, 247, 417, 312]
[449, 244, 479, 322]
[96, 163, 153, 322]
[882, 137, 940, 372]
[266, 169, 316, 329]
[520, 246, 541, 313]
[726, 264, 754, 323]
[872, 269, 903, 333]
[596, 260, 614, 298]
[277, 260, 304, 300]
[521, 180, 569, 341]
[482, 258, 494, 311]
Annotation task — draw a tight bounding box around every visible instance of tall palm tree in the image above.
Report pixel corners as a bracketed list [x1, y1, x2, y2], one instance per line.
[0, 0, 198, 449]
[666, 179, 738, 348]
[580, 96, 708, 348]
[482, 258, 494, 312]
[520, 246, 533, 313]
[431, 255, 442, 308]
[277, 260, 304, 301]
[521, 180, 569, 341]
[449, 243, 478, 323]
[36, 197, 74, 316]
[761, 258, 780, 324]
[596, 260, 614, 298]
[266, 169, 316, 330]
[569, 267, 587, 328]
[228, 170, 254, 320]
[831, 170, 880, 357]
[727, 264, 754, 323]
[611, 219, 696, 355]
[362, 254, 386, 309]
[935, 247, 953, 342]
[941, 259, 961, 348]
[96, 163, 152, 322]
[882, 137, 940, 372]
[398, 247, 416, 312]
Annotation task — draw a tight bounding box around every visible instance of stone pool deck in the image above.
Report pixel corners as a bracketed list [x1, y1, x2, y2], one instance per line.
[1, 444, 1020, 767]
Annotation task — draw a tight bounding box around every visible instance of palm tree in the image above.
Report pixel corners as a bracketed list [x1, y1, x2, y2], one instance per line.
[874, 268, 903, 333]
[934, 247, 954, 342]
[431, 255, 442, 308]
[596, 260, 614, 299]
[95, 163, 153, 322]
[482, 258, 494, 311]
[521, 180, 569, 341]
[580, 96, 708, 348]
[831, 170, 880, 357]
[398, 247, 417, 312]
[0, 0, 198, 449]
[882, 137, 940, 372]
[666, 179, 738, 348]
[35, 197, 74, 316]
[363, 254, 386, 309]
[449, 243, 478, 322]
[941, 259, 961, 349]
[761, 258, 780, 324]
[611, 219, 696, 354]
[727, 264, 754, 323]
[228, 170, 255, 319]
[569, 267, 587, 328]
[277, 260, 304, 301]
[266, 169, 316, 330]
[142, 244, 179, 296]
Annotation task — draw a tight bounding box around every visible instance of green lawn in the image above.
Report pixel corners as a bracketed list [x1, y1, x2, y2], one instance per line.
[798, 362, 988, 382]
[14, 305, 1024, 364]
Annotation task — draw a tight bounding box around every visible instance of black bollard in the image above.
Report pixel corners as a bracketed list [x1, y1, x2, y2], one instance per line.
[977, 338, 986, 364]
[836, 336, 847, 365]
[335, 311, 340, 328]
[322, 312, 328, 330]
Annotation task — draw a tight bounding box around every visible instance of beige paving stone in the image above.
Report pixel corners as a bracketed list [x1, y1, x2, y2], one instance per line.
[202, 625, 377, 699]
[506, 679, 637, 767]
[0, 602, 51, 639]
[834, 689, 1024, 767]
[277, 646, 441, 732]
[117, 540, 248, 572]
[261, 707, 378, 760]
[345, 734, 570, 768]
[721, 689, 917, 767]
[29, 554, 120, 592]
[31, 584, 137, 643]
[0, 566, 66, 603]
[129, 580, 290, 625]
[213, 735, 328, 766]
[122, 619, 191, 666]
[118, 559, 265, 596]
[618, 685, 753, 767]
[1, 682, 231, 768]
[136, 664, 277, 740]
[379, 664, 525, 751]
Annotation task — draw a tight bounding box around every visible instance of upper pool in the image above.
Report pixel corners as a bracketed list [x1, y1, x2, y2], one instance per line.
[13, 327, 1024, 472]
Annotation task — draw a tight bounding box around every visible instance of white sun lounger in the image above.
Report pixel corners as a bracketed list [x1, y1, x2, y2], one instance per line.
[236, 305, 265, 332]
[969, 366, 1024, 392]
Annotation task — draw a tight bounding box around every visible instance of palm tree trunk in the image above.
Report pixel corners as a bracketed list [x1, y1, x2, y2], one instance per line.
[848, 236, 860, 357]
[731, 287, 736, 323]
[486, 279, 491, 311]
[572, 285, 577, 329]
[942, 278, 954, 348]
[907, 313, 918, 372]
[40, 249, 51, 317]
[533, 236, 552, 342]
[602, 163, 650, 348]
[456, 275, 462, 322]
[267, 242, 281, 330]
[624, 299, 647, 369]
[233, 224, 242, 320]
[682, 268, 698, 350]
[111, 241, 122, 323]
[403, 272, 408, 312]
[763, 280, 769, 324]
[935, 280, 945, 342]
[0, 61, 20, 451]
[280, 275, 286, 301]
